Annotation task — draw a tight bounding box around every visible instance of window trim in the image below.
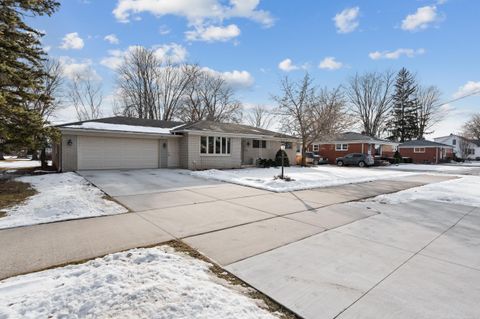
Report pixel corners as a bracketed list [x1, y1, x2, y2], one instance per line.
[200, 135, 231, 156]
[312, 144, 319, 152]
[413, 147, 426, 153]
[335, 143, 348, 151]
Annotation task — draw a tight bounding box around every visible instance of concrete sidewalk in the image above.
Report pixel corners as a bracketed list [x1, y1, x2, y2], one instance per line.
[0, 174, 455, 280]
[226, 201, 480, 319]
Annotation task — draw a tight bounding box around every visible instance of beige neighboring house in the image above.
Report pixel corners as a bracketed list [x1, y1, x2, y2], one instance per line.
[53, 116, 299, 171]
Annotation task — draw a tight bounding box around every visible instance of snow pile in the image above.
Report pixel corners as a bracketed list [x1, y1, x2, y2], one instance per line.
[0, 246, 278, 319]
[192, 166, 415, 192]
[376, 163, 474, 173]
[0, 172, 127, 229]
[64, 122, 182, 134]
[371, 175, 480, 207]
[0, 160, 40, 169]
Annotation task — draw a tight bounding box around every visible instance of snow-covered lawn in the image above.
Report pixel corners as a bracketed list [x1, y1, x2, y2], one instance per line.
[370, 175, 480, 207]
[0, 246, 278, 319]
[0, 159, 40, 170]
[375, 163, 475, 173]
[0, 173, 127, 229]
[191, 166, 415, 192]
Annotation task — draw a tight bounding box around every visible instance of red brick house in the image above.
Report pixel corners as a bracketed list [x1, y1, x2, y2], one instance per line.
[308, 132, 399, 164]
[398, 140, 454, 164]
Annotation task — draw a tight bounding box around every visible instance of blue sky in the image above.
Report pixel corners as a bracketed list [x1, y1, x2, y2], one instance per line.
[30, 0, 480, 137]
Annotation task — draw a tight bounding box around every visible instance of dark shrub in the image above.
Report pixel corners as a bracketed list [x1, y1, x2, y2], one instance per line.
[275, 150, 290, 167]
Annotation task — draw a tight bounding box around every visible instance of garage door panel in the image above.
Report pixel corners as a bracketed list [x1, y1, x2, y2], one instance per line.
[78, 136, 159, 170]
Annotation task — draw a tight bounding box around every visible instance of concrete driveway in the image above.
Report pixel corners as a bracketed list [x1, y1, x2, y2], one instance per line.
[2, 169, 476, 319]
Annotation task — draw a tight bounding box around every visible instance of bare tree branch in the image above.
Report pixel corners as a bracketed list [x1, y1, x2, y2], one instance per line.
[245, 105, 275, 129]
[67, 70, 103, 121]
[345, 71, 395, 137]
[415, 85, 444, 138]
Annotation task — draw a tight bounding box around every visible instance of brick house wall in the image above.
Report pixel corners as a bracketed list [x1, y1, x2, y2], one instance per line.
[399, 147, 453, 164]
[308, 143, 375, 164]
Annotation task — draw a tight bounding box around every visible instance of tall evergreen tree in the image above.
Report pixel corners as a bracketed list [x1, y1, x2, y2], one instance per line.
[388, 68, 419, 142]
[0, 0, 60, 161]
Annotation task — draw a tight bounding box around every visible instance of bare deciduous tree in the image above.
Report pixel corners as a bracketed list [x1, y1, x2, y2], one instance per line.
[115, 47, 192, 121]
[245, 105, 275, 129]
[67, 71, 103, 121]
[28, 58, 64, 120]
[116, 47, 160, 119]
[464, 113, 480, 140]
[178, 66, 242, 123]
[274, 73, 349, 166]
[458, 135, 471, 159]
[345, 71, 395, 137]
[415, 85, 444, 138]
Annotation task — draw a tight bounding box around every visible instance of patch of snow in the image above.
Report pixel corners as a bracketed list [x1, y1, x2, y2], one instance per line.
[0, 246, 278, 319]
[0, 160, 40, 169]
[63, 122, 181, 135]
[192, 166, 415, 192]
[375, 163, 474, 172]
[370, 175, 480, 207]
[0, 172, 127, 229]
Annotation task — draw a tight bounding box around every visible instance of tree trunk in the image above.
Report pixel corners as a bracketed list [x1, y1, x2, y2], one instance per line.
[40, 148, 48, 170]
[0, 150, 4, 160]
[30, 149, 39, 160]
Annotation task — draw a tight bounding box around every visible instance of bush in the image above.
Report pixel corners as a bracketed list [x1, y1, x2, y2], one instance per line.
[275, 150, 290, 167]
[393, 151, 403, 164]
[255, 158, 278, 168]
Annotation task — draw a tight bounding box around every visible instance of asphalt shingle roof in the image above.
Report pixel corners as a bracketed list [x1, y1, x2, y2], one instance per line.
[398, 139, 453, 148]
[57, 116, 297, 139]
[56, 116, 183, 129]
[320, 132, 394, 144]
[172, 120, 297, 139]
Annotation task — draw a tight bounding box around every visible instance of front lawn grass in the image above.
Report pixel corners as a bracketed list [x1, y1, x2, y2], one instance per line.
[0, 179, 37, 216]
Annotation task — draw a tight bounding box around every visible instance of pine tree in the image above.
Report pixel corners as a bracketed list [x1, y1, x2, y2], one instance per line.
[0, 0, 60, 161]
[388, 68, 419, 142]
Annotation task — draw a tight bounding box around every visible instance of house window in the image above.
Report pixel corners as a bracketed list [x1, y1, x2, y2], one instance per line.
[201, 136, 231, 155]
[284, 142, 293, 149]
[468, 149, 475, 155]
[335, 144, 348, 151]
[312, 144, 319, 152]
[252, 139, 266, 148]
[452, 139, 456, 145]
[201, 136, 207, 154]
[414, 147, 425, 153]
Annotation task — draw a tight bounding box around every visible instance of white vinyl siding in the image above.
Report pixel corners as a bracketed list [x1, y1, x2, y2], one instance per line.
[77, 136, 159, 170]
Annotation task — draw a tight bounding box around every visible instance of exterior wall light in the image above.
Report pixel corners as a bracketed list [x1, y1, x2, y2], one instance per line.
[67, 139, 73, 146]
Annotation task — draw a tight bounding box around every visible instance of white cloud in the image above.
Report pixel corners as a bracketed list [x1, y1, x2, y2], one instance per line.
[185, 24, 240, 42]
[100, 50, 125, 70]
[104, 34, 120, 44]
[453, 81, 480, 98]
[278, 58, 299, 72]
[318, 57, 343, 70]
[153, 43, 187, 63]
[333, 7, 360, 33]
[202, 67, 254, 89]
[113, 0, 272, 42]
[159, 25, 171, 35]
[59, 57, 100, 80]
[401, 6, 439, 31]
[113, 0, 273, 26]
[369, 48, 426, 60]
[60, 32, 84, 50]
[100, 43, 188, 70]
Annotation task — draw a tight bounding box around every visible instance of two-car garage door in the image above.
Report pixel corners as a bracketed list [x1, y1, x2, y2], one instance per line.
[77, 136, 159, 170]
